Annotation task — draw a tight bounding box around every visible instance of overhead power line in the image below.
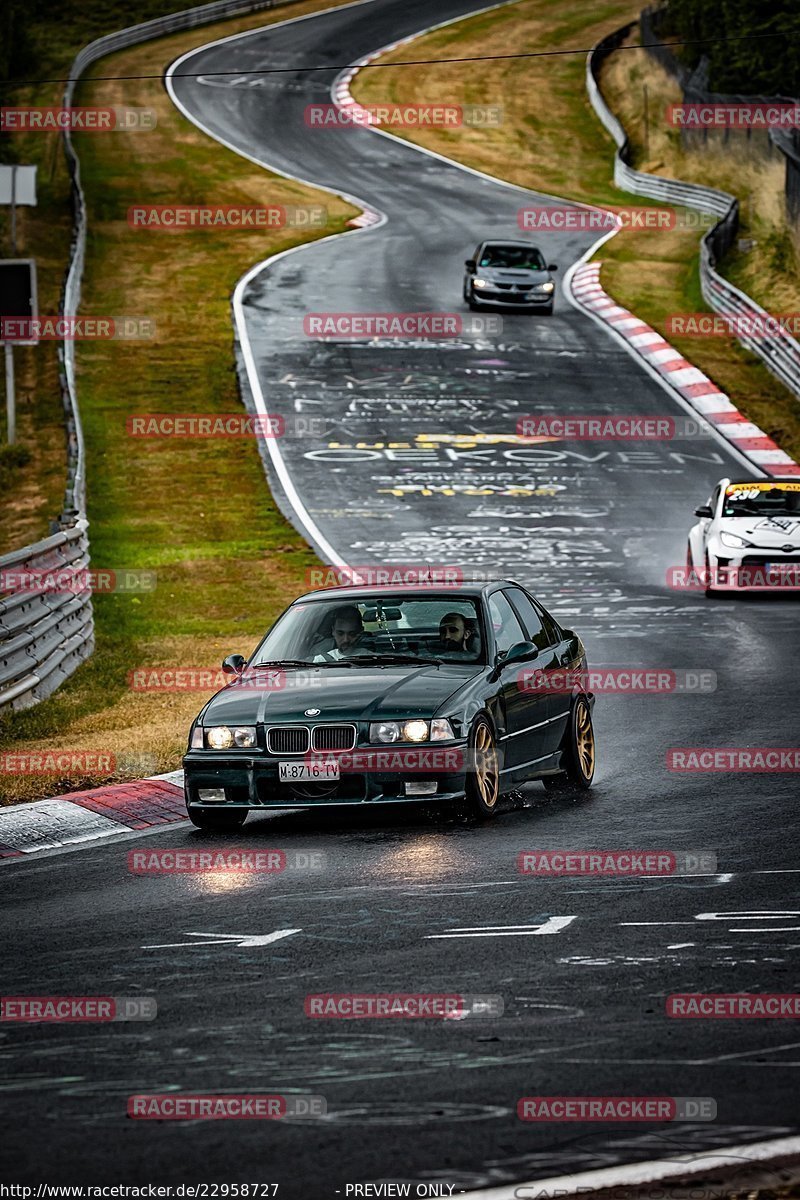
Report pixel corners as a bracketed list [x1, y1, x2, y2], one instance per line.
[0, 31, 792, 89]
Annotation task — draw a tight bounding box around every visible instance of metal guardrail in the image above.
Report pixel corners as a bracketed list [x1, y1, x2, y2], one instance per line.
[1, 0, 290, 713]
[0, 524, 94, 709]
[587, 25, 800, 405]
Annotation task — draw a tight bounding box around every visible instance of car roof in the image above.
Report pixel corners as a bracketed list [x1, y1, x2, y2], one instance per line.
[726, 477, 800, 485]
[479, 239, 541, 249]
[293, 579, 522, 604]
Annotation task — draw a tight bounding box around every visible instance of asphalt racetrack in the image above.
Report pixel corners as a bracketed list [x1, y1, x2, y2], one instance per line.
[2, 0, 798, 1191]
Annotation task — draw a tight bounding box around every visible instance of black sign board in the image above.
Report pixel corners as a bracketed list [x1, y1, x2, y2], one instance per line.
[0, 259, 38, 343]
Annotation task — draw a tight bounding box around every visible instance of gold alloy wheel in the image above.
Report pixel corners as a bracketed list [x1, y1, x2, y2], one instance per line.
[474, 721, 500, 809]
[576, 701, 595, 780]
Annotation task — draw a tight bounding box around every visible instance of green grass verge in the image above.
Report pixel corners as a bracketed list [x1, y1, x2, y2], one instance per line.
[0, 1, 358, 804]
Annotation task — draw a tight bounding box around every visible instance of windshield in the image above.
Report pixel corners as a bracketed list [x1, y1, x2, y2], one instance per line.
[252, 596, 485, 665]
[723, 482, 800, 518]
[478, 244, 545, 270]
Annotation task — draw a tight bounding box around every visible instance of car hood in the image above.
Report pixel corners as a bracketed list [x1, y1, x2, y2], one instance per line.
[475, 267, 550, 284]
[198, 663, 482, 725]
[718, 516, 800, 547]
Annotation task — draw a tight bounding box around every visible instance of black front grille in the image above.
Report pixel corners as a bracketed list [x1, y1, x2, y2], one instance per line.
[257, 775, 367, 803]
[266, 726, 309, 755]
[311, 724, 357, 752]
[742, 554, 800, 566]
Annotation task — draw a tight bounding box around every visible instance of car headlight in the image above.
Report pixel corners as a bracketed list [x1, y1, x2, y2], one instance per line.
[533, 281, 555, 293]
[190, 725, 204, 749]
[368, 719, 456, 743]
[403, 719, 429, 742]
[370, 721, 401, 743]
[205, 725, 256, 749]
[472, 278, 492, 288]
[720, 532, 753, 549]
[369, 720, 445, 743]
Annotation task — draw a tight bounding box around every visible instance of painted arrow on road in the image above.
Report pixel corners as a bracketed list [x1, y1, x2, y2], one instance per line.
[426, 916, 577, 939]
[143, 929, 301, 949]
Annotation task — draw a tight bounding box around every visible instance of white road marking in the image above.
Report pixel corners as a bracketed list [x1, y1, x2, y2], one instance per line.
[427, 916, 577, 939]
[143, 929, 300, 949]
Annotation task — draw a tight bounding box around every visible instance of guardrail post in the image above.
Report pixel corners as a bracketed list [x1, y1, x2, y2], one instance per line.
[4, 343, 15, 445]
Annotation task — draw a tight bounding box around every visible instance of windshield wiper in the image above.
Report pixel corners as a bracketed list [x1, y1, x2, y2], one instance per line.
[249, 659, 312, 669]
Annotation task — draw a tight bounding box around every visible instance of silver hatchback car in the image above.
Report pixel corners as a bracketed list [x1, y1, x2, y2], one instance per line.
[463, 239, 557, 313]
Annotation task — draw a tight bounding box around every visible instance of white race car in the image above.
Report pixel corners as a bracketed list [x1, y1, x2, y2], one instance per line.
[687, 477, 800, 594]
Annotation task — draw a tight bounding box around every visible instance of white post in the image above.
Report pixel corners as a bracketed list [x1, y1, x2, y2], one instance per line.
[10, 165, 17, 255]
[4, 342, 15, 445]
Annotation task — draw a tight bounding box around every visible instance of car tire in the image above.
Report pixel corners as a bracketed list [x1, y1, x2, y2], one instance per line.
[704, 552, 717, 598]
[539, 303, 554, 315]
[464, 715, 501, 818]
[542, 695, 595, 793]
[467, 297, 480, 311]
[187, 806, 248, 831]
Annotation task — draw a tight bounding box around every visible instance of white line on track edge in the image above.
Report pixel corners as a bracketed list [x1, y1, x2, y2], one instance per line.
[164, 9, 795, 1189]
[458, 1133, 800, 1199]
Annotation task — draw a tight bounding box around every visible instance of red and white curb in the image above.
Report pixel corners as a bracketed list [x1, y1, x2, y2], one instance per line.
[570, 262, 800, 477]
[0, 772, 185, 861]
[331, 45, 401, 230]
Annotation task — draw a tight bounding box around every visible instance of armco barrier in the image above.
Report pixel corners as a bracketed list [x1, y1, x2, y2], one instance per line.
[1, 0, 291, 712]
[587, 25, 800, 404]
[0, 525, 94, 709]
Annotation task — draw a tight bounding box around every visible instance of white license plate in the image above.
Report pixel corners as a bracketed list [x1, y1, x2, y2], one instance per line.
[278, 760, 339, 782]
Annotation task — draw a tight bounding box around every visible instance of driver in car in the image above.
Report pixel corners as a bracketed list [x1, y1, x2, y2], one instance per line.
[429, 612, 477, 658]
[313, 605, 365, 661]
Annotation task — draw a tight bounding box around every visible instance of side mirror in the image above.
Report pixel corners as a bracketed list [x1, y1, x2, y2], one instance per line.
[465, 259, 476, 271]
[547, 263, 558, 271]
[496, 640, 539, 668]
[222, 653, 246, 676]
[694, 505, 713, 518]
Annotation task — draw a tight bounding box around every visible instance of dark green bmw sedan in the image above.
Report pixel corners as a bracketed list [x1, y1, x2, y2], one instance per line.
[183, 580, 595, 829]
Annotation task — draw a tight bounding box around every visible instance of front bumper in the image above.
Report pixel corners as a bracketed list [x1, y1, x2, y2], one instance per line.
[183, 744, 469, 809]
[708, 552, 800, 590]
[471, 287, 553, 308]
